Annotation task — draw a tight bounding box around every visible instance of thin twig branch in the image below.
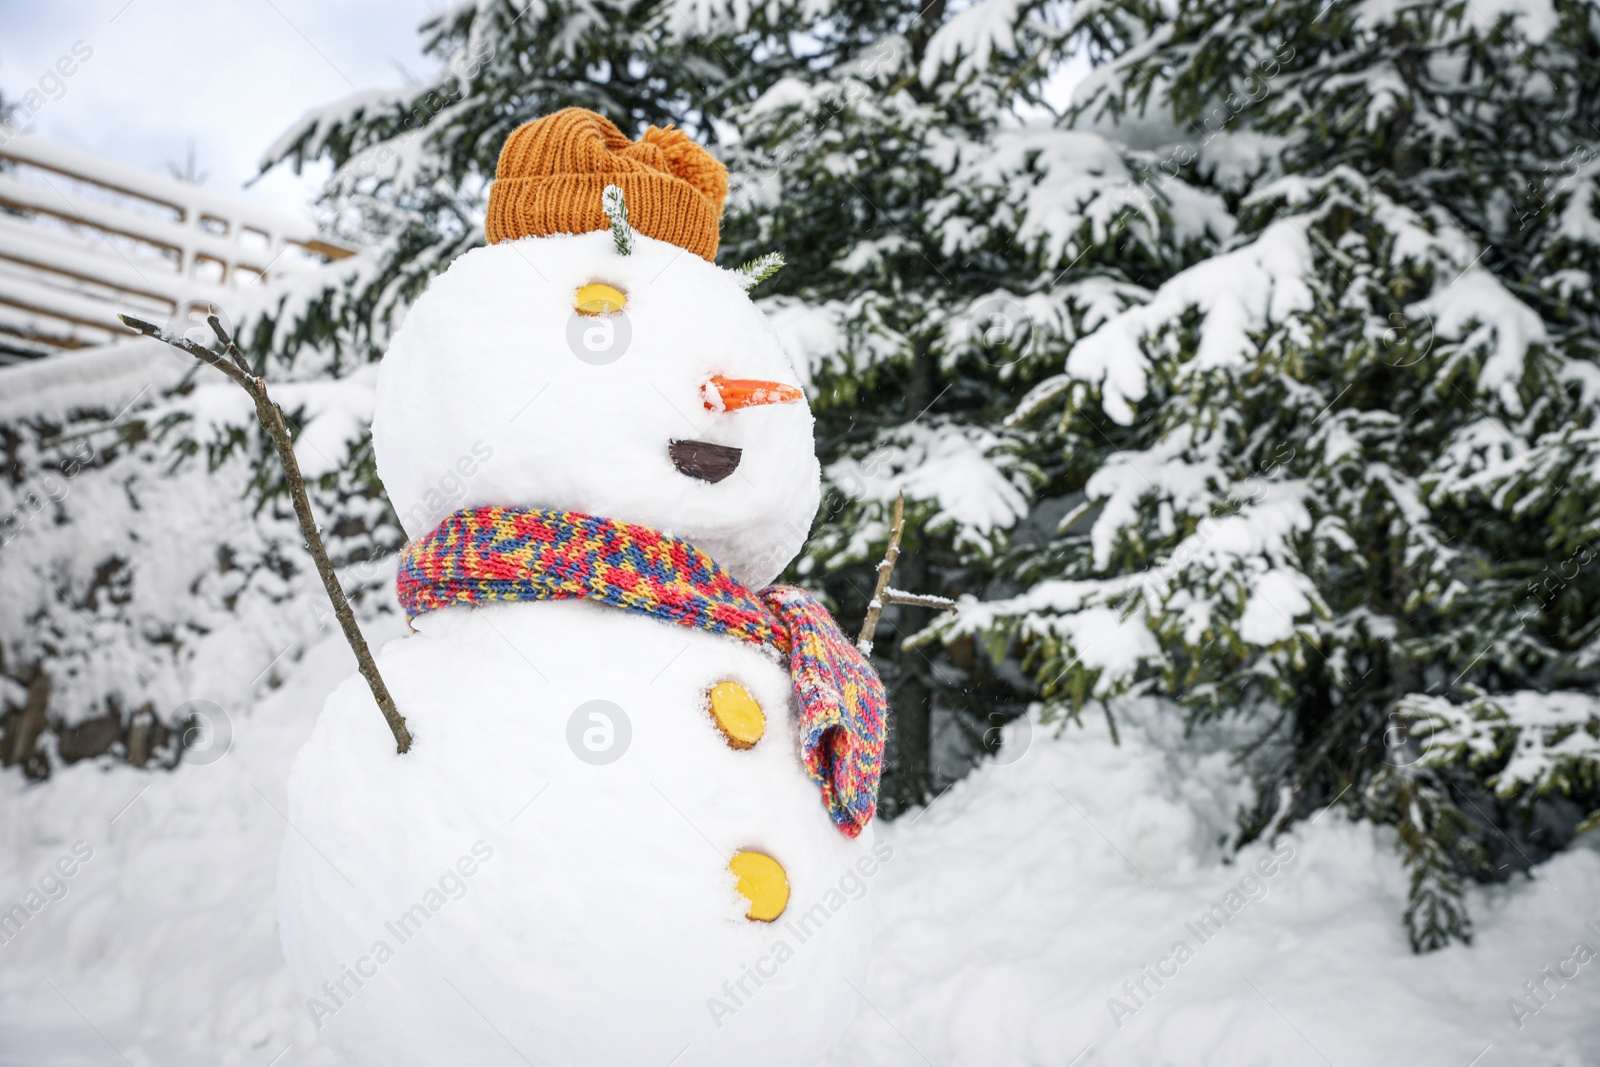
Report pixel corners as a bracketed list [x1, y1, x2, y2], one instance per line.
[207, 313, 253, 375]
[883, 587, 955, 609]
[857, 492, 957, 656]
[119, 313, 413, 754]
[857, 492, 906, 656]
[123, 314, 253, 387]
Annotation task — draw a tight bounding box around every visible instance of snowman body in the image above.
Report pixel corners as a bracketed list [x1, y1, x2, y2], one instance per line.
[281, 599, 875, 1066]
[278, 229, 878, 1066]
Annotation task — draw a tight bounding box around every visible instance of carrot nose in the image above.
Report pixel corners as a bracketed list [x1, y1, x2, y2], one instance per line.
[702, 377, 805, 412]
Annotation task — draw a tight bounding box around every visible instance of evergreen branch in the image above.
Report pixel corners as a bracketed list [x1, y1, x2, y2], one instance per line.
[602, 184, 632, 255]
[734, 251, 786, 289]
[117, 313, 413, 755]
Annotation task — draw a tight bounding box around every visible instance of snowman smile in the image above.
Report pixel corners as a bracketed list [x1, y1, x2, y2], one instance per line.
[668, 377, 805, 482]
[669, 439, 743, 483]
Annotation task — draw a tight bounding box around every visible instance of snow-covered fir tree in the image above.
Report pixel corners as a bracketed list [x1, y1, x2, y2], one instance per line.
[908, 0, 1600, 950]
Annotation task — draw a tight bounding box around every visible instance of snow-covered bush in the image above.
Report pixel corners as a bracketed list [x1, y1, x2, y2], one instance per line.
[0, 333, 404, 778]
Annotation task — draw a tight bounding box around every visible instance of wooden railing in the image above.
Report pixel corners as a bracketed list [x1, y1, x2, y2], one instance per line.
[0, 134, 354, 364]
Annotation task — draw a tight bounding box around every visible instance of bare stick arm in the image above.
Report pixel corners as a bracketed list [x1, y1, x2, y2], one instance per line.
[856, 492, 905, 656]
[119, 313, 413, 754]
[856, 492, 958, 656]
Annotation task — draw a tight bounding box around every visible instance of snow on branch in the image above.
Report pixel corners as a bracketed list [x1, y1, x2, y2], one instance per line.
[883, 587, 956, 609]
[918, 0, 1026, 86]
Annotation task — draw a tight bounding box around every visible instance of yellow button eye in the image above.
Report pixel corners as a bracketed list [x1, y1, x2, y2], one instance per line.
[708, 680, 765, 749]
[575, 282, 626, 315]
[728, 850, 789, 921]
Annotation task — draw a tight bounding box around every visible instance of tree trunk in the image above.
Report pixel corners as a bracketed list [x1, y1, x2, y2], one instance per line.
[887, 550, 934, 810]
[881, 343, 940, 810]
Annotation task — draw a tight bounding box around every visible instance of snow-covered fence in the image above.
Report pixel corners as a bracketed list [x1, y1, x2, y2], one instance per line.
[0, 138, 370, 780]
[0, 134, 354, 363]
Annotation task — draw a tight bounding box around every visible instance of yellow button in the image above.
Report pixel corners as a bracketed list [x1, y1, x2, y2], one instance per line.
[574, 282, 626, 315]
[728, 850, 789, 922]
[708, 681, 765, 749]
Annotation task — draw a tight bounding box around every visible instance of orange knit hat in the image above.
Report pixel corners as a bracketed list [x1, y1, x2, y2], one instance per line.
[484, 108, 729, 262]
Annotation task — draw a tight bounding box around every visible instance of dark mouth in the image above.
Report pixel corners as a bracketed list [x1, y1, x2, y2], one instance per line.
[669, 440, 742, 483]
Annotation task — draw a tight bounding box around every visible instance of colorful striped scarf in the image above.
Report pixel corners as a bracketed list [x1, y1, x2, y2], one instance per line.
[396, 506, 885, 838]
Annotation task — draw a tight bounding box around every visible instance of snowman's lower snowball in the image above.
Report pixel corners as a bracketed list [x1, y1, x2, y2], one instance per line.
[278, 599, 877, 1067]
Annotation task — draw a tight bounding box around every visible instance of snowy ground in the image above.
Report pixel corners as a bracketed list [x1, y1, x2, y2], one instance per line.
[1, 622, 1597, 1067]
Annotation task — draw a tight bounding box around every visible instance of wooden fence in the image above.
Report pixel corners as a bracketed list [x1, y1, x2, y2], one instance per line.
[0, 134, 354, 364]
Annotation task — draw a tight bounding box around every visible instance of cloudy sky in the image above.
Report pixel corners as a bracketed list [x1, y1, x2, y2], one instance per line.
[1, 0, 445, 218]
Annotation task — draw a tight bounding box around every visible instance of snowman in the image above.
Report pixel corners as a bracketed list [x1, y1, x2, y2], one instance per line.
[277, 109, 891, 1067]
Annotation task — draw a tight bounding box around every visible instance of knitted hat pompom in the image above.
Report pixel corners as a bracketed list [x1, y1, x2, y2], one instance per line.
[484, 108, 729, 262]
[636, 124, 730, 209]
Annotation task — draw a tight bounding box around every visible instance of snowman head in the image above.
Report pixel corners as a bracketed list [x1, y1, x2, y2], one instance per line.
[372, 110, 821, 588]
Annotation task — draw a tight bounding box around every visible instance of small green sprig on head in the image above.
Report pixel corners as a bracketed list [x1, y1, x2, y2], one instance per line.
[733, 251, 785, 290]
[601, 184, 632, 255]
